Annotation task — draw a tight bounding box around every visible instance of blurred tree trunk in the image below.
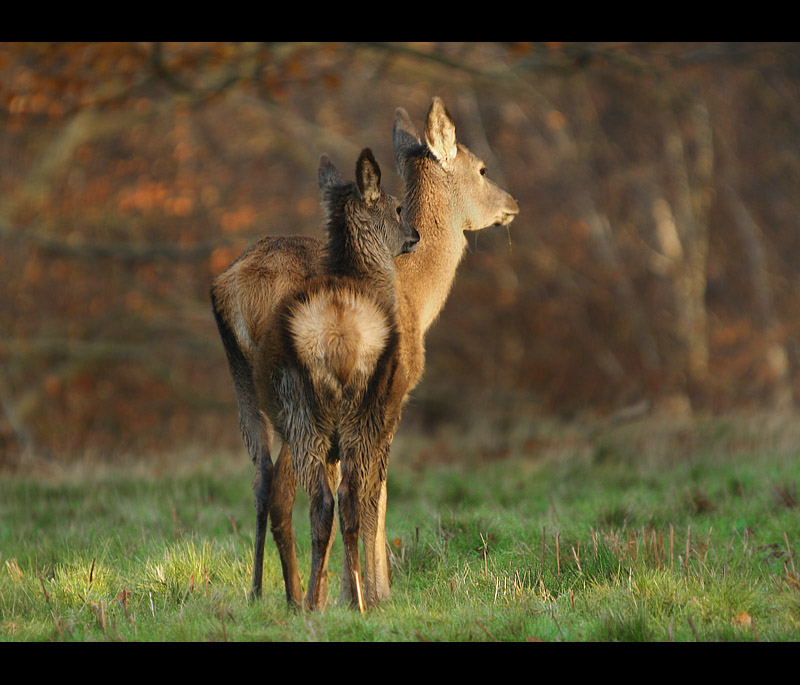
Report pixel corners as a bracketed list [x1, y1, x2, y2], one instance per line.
[660, 95, 714, 404]
[712, 92, 794, 410]
[0, 367, 33, 463]
[550, 76, 663, 379]
[725, 187, 793, 410]
[718, 138, 794, 410]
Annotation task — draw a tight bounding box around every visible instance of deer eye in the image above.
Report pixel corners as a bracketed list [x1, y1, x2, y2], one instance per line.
[479, 167, 486, 176]
[396, 206, 403, 218]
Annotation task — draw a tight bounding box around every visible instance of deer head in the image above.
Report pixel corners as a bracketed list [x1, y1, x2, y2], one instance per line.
[394, 96, 519, 232]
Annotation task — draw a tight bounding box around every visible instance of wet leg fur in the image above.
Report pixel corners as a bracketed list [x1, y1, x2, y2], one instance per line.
[269, 443, 303, 606]
[337, 459, 364, 610]
[250, 426, 273, 599]
[304, 450, 338, 610]
[270, 439, 352, 609]
[361, 459, 390, 606]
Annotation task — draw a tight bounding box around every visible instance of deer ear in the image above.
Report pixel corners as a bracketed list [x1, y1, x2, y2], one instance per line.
[318, 154, 344, 191]
[356, 148, 381, 205]
[424, 96, 457, 169]
[393, 106, 421, 179]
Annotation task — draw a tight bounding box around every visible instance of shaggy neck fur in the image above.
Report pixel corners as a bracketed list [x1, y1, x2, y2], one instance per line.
[322, 183, 397, 301]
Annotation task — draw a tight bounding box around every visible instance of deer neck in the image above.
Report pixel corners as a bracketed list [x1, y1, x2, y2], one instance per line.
[324, 228, 397, 307]
[395, 161, 467, 336]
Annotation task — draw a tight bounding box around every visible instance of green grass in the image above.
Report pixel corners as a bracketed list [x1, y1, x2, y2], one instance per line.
[2, 413, 800, 641]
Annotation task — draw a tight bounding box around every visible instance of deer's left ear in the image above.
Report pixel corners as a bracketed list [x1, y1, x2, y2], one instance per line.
[424, 96, 457, 170]
[356, 148, 381, 205]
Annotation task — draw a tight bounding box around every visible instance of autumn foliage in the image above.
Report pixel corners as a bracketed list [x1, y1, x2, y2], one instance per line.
[2, 42, 800, 464]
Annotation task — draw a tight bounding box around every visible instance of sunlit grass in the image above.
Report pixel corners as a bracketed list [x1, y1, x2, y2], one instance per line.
[2, 414, 800, 641]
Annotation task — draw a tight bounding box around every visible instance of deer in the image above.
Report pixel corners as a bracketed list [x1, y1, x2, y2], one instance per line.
[210, 96, 519, 609]
[252, 148, 418, 611]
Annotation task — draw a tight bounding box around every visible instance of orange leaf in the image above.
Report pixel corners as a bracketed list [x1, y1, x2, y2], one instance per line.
[731, 611, 752, 628]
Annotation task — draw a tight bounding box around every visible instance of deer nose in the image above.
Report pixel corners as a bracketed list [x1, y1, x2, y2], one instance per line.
[403, 226, 420, 253]
[496, 197, 520, 226]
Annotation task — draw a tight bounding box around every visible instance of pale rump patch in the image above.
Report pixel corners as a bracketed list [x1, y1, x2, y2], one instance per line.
[289, 289, 389, 389]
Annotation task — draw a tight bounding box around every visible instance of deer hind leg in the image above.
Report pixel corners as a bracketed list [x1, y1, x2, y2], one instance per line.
[338, 422, 394, 608]
[337, 454, 365, 612]
[245, 409, 274, 601]
[305, 451, 337, 611]
[337, 452, 360, 606]
[210, 295, 275, 600]
[362, 476, 391, 606]
[269, 442, 303, 607]
[360, 440, 392, 607]
[360, 425, 396, 607]
[337, 462, 356, 607]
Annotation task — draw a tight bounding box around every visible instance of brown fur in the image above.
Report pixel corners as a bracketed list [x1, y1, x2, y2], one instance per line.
[210, 98, 519, 609]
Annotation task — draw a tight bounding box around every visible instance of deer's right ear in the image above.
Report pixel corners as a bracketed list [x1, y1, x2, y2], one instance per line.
[318, 154, 344, 191]
[356, 148, 382, 205]
[393, 106, 421, 179]
[424, 96, 457, 170]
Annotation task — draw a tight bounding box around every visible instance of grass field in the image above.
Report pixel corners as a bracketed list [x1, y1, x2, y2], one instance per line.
[2, 413, 799, 642]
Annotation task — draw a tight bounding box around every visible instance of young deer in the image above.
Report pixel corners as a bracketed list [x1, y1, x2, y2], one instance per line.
[253, 149, 418, 610]
[210, 97, 519, 608]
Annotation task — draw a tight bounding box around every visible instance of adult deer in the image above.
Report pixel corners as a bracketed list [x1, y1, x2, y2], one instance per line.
[210, 97, 519, 608]
[254, 149, 418, 611]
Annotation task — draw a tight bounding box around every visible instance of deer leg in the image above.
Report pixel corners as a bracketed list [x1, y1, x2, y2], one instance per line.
[211, 295, 277, 601]
[371, 477, 392, 603]
[338, 491, 356, 606]
[269, 442, 303, 607]
[360, 433, 393, 605]
[361, 458, 392, 607]
[305, 460, 336, 611]
[337, 457, 364, 612]
[248, 413, 273, 601]
[310, 459, 340, 609]
[360, 489, 380, 608]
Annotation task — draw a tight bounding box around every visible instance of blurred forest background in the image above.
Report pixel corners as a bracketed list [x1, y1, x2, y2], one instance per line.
[2, 42, 800, 467]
